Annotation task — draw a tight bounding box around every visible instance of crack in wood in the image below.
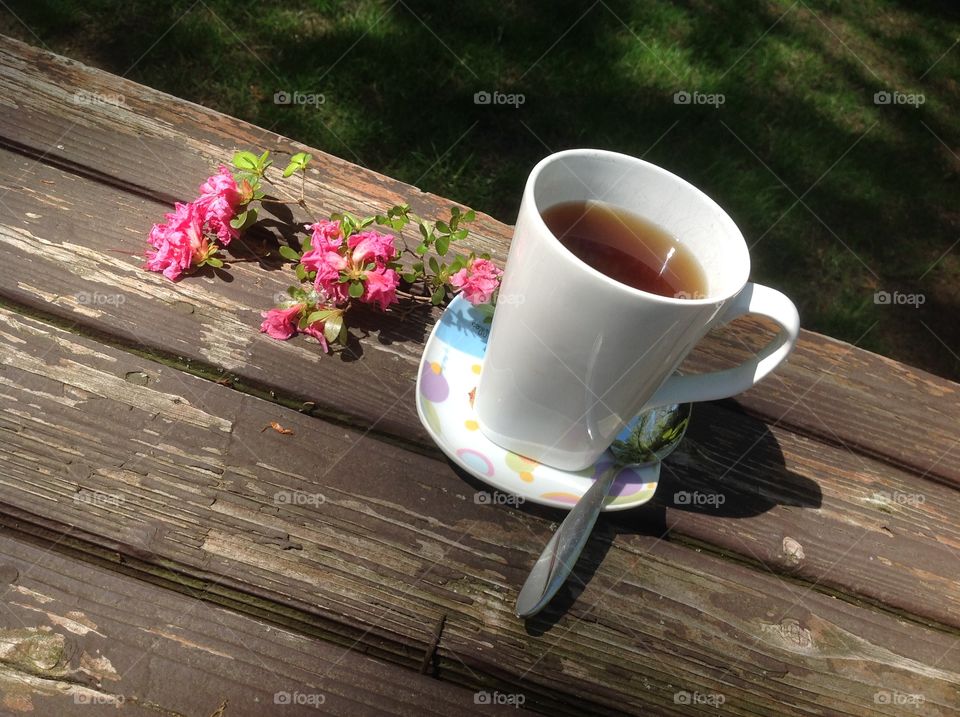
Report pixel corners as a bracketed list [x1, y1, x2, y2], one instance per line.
[420, 613, 446, 676]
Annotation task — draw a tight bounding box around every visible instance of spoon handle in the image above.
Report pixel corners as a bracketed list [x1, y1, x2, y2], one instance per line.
[515, 466, 619, 618]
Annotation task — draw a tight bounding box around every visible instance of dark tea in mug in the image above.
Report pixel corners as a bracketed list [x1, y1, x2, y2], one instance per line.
[541, 200, 708, 299]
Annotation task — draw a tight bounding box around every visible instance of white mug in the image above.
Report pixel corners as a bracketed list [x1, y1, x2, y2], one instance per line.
[475, 149, 800, 471]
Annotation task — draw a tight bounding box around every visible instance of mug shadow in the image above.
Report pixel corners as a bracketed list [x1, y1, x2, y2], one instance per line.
[449, 400, 822, 634]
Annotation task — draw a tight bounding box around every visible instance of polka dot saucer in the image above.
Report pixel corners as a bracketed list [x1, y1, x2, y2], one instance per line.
[416, 295, 659, 511]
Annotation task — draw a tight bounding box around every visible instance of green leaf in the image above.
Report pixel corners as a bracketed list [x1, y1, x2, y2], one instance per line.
[431, 286, 446, 305]
[279, 245, 301, 262]
[401, 272, 417, 283]
[452, 229, 468, 241]
[375, 214, 390, 225]
[204, 257, 224, 268]
[295, 264, 308, 282]
[286, 285, 298, 298]
[282, 162, 297, 178]
[302, 234, 313, 253]
[232, 151, 259, 170]
[418, 223, 430, 241]
[337, 322, 348, 345]
[306, 309, 337, 325]
[229, 207, 258, 231]
[348, 281, 364, 298]
[428, 256, 440, 274]
[436, 220, 450, 233]
[415, 243, 429, 256]
[451, 206, 461, 218]
[413, 261, 424, 272]
[435, 234, 450, 256]
[323, 314, 343, 344]
[463, 209, 476, 223]
[475, 302, 496, 320]
[358, 216, 374, 228]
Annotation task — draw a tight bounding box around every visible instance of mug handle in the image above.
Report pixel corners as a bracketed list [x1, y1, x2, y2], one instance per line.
[643, 283, 800, 409]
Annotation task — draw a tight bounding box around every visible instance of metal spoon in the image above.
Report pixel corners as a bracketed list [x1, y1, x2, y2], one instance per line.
[515, 402, 691, 619]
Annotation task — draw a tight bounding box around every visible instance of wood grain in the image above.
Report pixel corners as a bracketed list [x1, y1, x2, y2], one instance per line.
[0, 531, 524, 716]
[1, 307, 959, 715]
[0, 34, 956, 488]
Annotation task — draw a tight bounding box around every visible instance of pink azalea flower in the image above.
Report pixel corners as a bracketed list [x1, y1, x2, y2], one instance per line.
[449, 258, 502, 305]
[259, 304, 302, 340]
[145, 202, 210, 281]
[361, 266, 400, 310]
[301, 245, 350, 304]
[300, 321, 330, 352]
[348, 229, 396, 265]
[308, 219, 343, 248]
[196, 166, 243, 245]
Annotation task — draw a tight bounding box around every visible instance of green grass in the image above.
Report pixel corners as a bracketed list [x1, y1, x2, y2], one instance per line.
[3, 0, 959, 379]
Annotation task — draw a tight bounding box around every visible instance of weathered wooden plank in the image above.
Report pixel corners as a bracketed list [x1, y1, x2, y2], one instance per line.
[0, 531, 523, 717]
[654, 400, 960, 629]
[0, 34, 957, 488]
[1, 308, 959, 715]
